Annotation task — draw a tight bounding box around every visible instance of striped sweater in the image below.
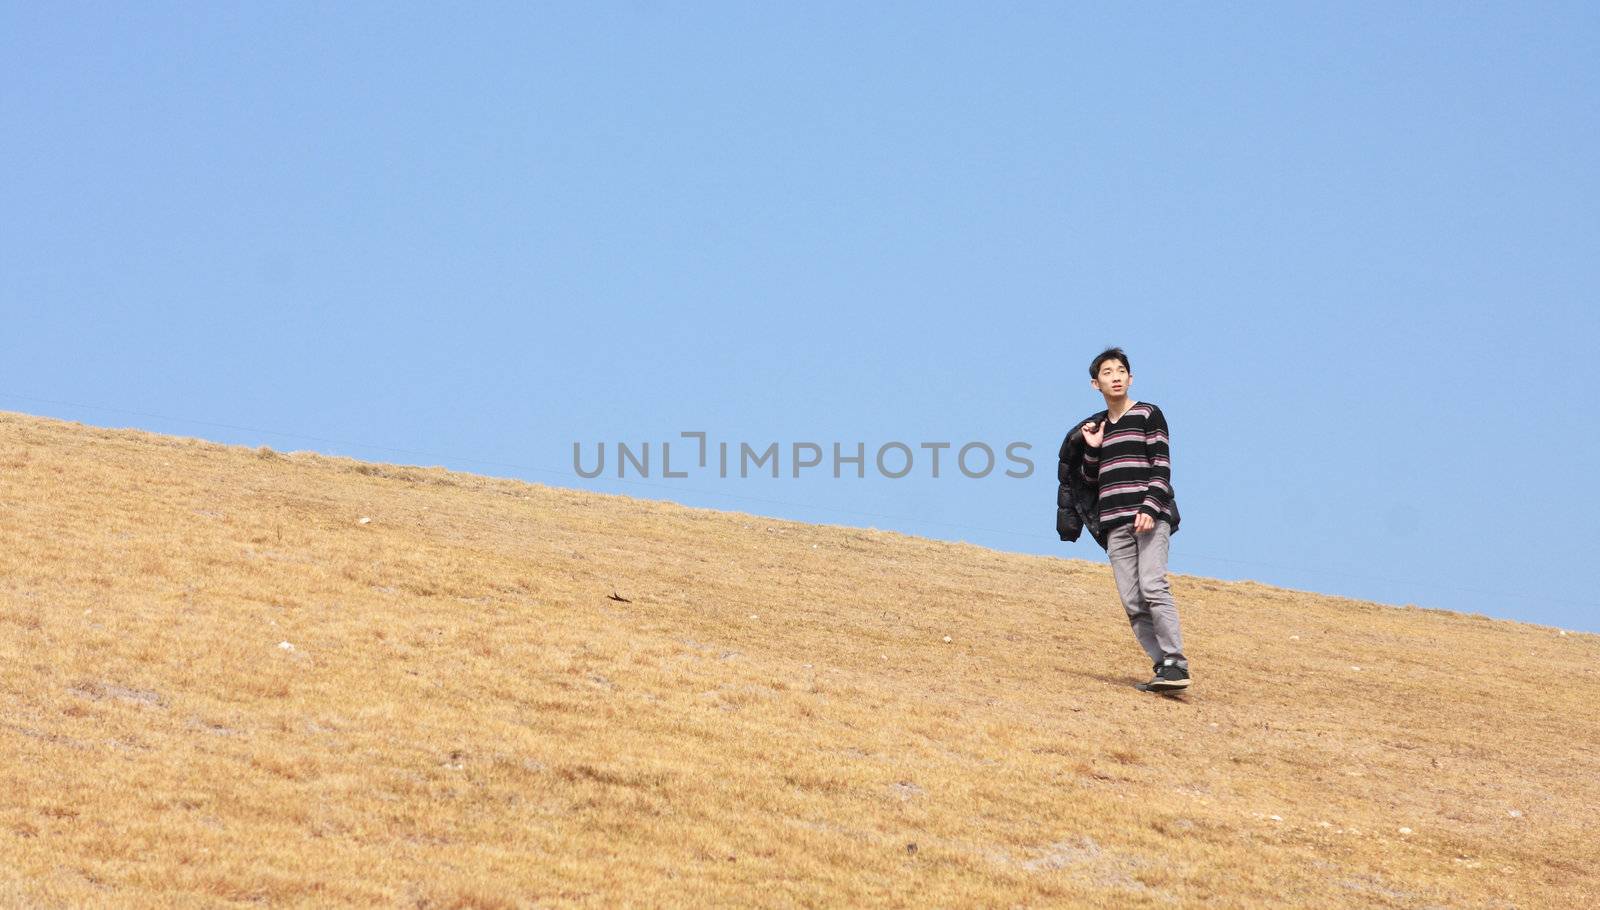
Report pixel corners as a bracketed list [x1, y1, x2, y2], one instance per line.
[1080, 401, 1180, 533]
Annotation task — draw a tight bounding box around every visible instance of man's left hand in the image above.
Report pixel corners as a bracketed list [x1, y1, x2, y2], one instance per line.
[1133, 513, 1155, 534]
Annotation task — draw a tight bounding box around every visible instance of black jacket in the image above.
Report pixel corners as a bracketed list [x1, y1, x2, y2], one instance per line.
[1057, 420, 1108, 550]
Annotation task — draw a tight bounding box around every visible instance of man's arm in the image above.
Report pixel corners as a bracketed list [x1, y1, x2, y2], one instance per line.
[1080, 445, 1100, 484]
[1139, 406, 1173, 522]
[1079, 420, 1102, 484]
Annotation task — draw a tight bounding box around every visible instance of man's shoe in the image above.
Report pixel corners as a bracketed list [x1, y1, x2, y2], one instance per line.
[1145, 658, 1190, 692]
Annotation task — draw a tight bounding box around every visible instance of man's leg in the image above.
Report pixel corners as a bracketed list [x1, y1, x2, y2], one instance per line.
[1134, 520, 1186, 668]
[1106, 523, 1163, 665]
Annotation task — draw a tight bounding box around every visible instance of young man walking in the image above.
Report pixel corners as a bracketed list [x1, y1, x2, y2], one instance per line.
[1057, 347, 1190, 692]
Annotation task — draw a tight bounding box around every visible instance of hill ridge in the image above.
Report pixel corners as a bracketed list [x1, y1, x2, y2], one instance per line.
[1, 410, 1596, 908]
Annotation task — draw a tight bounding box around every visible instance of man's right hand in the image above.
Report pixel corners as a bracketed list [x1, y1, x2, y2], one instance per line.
[1081, 420, 1103, 448]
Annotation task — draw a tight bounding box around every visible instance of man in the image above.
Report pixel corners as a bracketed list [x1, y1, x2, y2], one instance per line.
[1058, 347, 1189, 692]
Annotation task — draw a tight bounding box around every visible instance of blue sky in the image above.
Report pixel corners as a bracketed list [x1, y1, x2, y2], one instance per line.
[4, 3, 1597, 632]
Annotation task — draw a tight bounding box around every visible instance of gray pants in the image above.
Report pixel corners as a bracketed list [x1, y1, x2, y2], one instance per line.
[1106, 520, 1187, 669]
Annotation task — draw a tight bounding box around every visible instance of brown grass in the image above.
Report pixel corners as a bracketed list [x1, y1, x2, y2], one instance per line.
[1, 409, 1596, 908]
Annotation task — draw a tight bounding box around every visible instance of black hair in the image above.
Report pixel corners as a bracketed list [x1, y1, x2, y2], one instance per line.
[1089, 347, 1131, 379]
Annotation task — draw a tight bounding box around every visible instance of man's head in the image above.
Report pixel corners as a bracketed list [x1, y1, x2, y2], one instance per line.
[1089, 347, 1132, 398]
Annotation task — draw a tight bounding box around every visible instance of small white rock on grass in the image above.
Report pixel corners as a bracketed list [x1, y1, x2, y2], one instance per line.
[277, 641, 295, 652]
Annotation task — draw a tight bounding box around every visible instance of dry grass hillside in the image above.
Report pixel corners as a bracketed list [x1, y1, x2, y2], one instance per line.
[1, 410, 1596, 909]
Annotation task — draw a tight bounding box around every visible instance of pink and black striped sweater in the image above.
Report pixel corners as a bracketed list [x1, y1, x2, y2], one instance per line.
[1079, 401, 1181, 535]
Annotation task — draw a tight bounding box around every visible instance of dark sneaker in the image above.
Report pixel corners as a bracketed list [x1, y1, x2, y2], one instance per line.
[1143, 658, 1190, 692]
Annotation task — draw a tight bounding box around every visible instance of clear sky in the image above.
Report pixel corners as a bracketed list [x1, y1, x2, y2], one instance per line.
[4, 4, 1597, 632]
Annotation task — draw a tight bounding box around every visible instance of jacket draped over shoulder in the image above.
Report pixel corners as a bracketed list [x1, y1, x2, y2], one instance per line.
[1057, 422, 1108, 550]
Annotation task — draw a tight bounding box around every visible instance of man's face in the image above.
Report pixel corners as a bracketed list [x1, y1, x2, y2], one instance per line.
[1092, 360, 1131, 396]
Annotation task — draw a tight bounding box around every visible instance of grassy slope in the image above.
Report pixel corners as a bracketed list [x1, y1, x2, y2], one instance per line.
[0, 410, 1596, 909]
